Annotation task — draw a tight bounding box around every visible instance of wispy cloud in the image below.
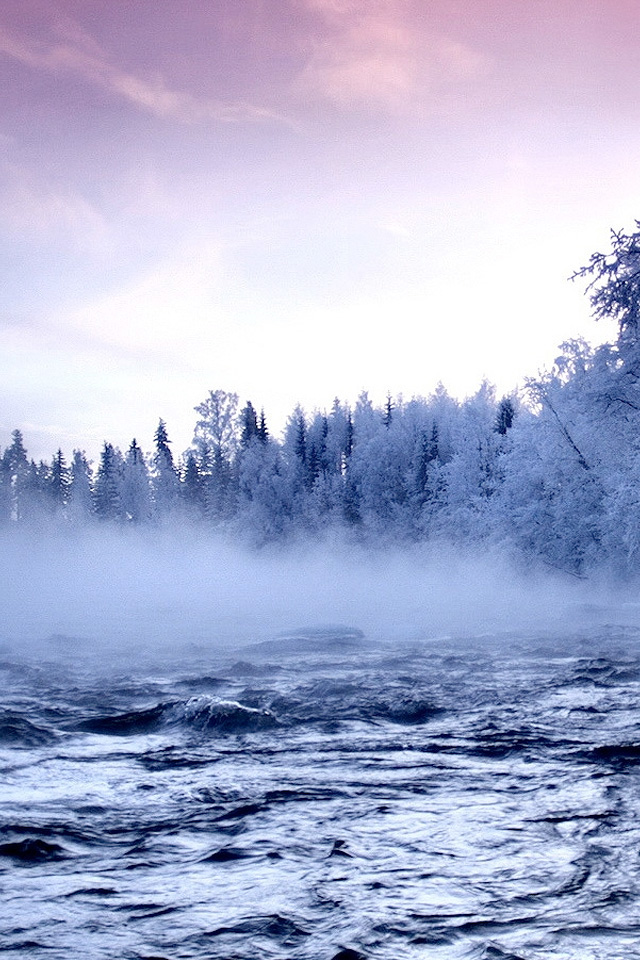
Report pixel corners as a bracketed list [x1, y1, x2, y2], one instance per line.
[0, 160, 109, 249]
[297, 1, 416, 108]
[296, 0, 490, 111]
[0, 21, 289, 126]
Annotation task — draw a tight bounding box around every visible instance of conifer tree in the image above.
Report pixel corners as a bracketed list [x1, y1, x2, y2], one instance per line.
[3, 430, 29, 521]
[94, 442, 124, 521]
[0, 446, 11, 523]
[122, 439, 153, 523]
[495, 397, 516, 435]
[240, 401, 259, 449]
[68, 450, 93, 522]
[49, 449, 71, 511]
[181, 450, 206, 516]
[383, 393, 394, 428]
[258, 409, 269, 445]
[153, 419, 178, 514]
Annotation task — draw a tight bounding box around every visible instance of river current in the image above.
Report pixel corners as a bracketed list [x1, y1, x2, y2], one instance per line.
[2, 625, 640, 960]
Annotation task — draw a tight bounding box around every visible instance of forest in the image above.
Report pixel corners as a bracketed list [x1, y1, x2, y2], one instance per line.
[4, 225, 640, 578]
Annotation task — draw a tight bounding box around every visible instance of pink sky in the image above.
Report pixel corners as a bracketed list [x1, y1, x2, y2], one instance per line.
[2, 0, 640, 459]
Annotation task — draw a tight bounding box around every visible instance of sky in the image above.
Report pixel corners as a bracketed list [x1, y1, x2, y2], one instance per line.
[2, 0, 640, 463]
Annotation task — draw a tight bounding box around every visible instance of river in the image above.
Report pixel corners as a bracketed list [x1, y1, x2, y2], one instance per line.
[2, 625, 640, 959]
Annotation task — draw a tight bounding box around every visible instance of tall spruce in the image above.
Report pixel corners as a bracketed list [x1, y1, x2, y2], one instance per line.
[153, 419, 178, 514]
[94, 442, 124, 521]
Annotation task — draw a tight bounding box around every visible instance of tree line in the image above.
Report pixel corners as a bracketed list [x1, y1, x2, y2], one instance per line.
[4, 224, 640, 577]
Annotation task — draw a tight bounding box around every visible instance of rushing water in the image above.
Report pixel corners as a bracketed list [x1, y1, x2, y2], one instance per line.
[2, 625, 640, 960]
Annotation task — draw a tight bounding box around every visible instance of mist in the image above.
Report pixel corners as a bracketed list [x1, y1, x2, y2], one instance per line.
[5, 525, 640, 959]
[2, 526, 636, 663]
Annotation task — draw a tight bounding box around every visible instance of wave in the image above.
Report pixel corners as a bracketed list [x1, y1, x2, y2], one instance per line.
[166, 696, 279, 733]
[362, 696, 444, 725]
[202, 913, 311, 939]
[567, 657, 640, 687]
[269, 680, 443, 728]
[241, 624, 367, 657]
[0, 838, 67, 862]
[75, 703, 167, 735]
[76, 695, 279, 737]
[0, 710, 57, 747]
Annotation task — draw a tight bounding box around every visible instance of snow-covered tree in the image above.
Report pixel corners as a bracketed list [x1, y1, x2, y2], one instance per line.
[2, 430, 30, 522]
[438, 382, 501, 544]
[180, 450, 206, 517]
[572, 222, 640, 346]
[121, 439, 153, 523]
[192, 390, 240, 521]
[494, 343, 606, 573]
[152, 419, 179, 515]
[49, 449, 70, 515]
[68, 450, 94, 522]
[93, 443, 124, 522]
[0, 446, 11, 523]
[240, 401, 259, 449]
[193, 390, 239, 461]
[237, 433, 292, 543]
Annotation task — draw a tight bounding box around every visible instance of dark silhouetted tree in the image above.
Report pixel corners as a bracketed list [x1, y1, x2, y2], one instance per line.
[495, 397, 516, 435]
[258, 409, 269, 445]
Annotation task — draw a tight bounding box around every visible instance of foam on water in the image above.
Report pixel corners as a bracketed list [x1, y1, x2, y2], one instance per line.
[2, 629, 640, 959]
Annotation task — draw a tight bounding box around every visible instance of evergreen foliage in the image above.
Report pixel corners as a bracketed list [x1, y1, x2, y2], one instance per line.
[122, 439, 153, 523]
[152, 419, 179, 513]
[6, 224, 640, 576]
[68, 450, 93, 521]
[93, 443, 124, 522]
[49, 449, 71, 510]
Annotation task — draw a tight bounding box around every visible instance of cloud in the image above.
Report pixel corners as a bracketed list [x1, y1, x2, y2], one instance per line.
[0, 160, 109, 249]
[296, 0, 489, 111]
[297, 3, 417, 108]
[0, 21, 289, 127]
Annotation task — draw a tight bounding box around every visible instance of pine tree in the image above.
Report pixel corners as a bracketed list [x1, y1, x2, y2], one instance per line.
[0, 446, 11, 523]
[258, 409, 269, 445]
[153, 419, 178, 516]
[68, 450, 93, 522]
[294, 412, 307, 467]
[181, 451, 205, 516]
[3, 430, 29, 521]
[383, 393, 394, 429]
[495, 397, 516, 435]
[122, 439, 152, 523]
[412, 431, 432, 510]
[240, 401, 259, 449]
[24, 459, 51, 521]
[345, 411, 354, 461]
[154, 419, 173, 463]
[93, 443, 124, 521]
[49, 449, 70, 511]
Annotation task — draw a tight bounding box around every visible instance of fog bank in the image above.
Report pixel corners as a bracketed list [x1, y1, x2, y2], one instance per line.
[1, 528, 637, 659]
